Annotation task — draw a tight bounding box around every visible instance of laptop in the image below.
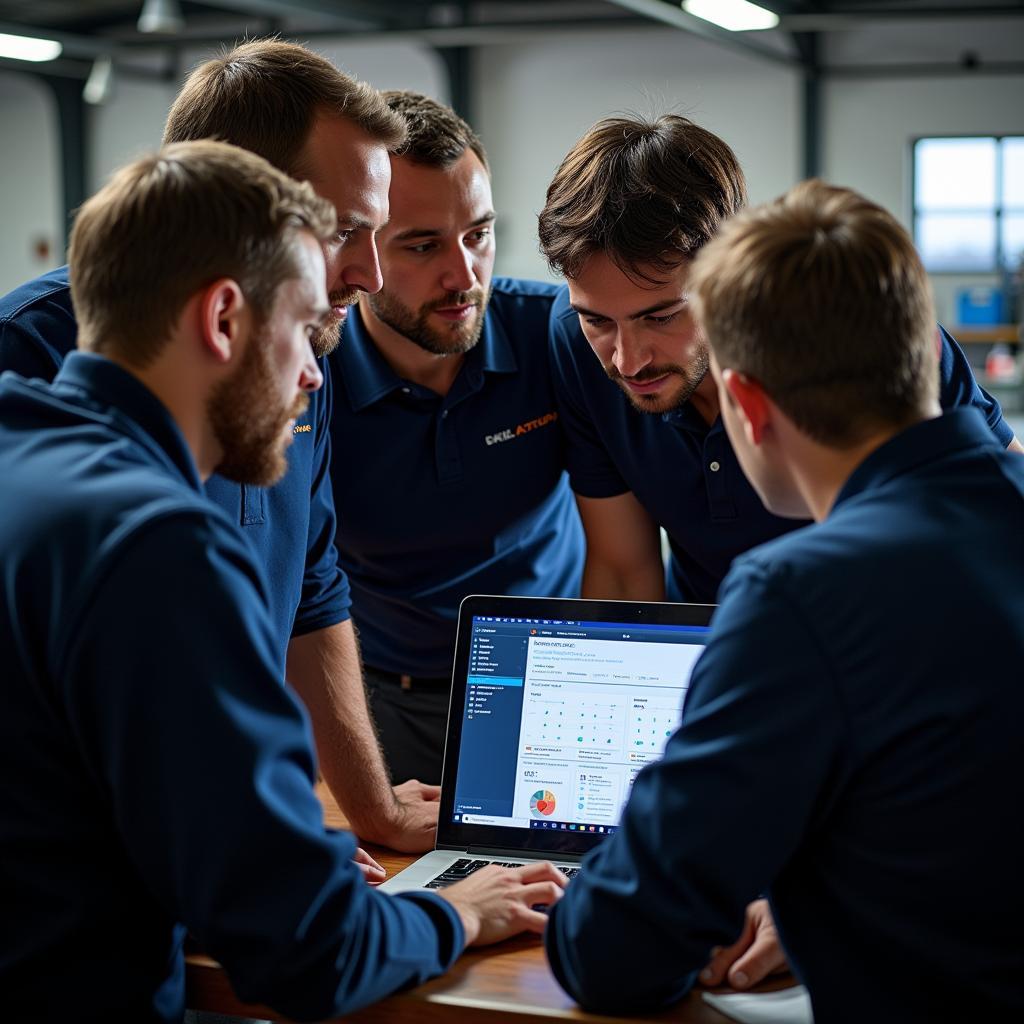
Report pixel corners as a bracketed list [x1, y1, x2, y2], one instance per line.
[380, 594, 715, 893]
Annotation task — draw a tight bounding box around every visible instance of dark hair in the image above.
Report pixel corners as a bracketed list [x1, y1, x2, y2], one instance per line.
[381, 90, 489, 171]
[538, 114, 746, 283]
[163, 38, 406, 174]
[690, 179, 938, 447]
[70, 140, 336, 366]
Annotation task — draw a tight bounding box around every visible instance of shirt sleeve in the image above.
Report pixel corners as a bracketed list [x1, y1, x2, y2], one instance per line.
[292, 360, 353, 636]
[57, 511, 460, 1019]
[545, 557, 846, 1013]
[548, 304, 630, 499]
[937, 324, 1012, 447]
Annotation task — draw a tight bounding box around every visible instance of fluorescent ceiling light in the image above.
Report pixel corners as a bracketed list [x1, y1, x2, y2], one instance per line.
[682, 0, 780, 32]
[137, 0, 185, 34]
[84, 56, 115, 106]
[0, 32, 62, 62]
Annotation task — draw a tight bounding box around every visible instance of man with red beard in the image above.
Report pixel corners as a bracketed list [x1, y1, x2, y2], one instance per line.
[0, 41, 440, 853]
[0, 139, 566, 1023]
[327, 93, 584, 785]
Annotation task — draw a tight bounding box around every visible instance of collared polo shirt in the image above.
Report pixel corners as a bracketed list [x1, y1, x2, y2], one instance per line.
[547, 407, 1024, 1020]
[0, 266, 349, 666]
[329, 277, 584, 676]
[0, 353, 462, 1022]
[549, 284, 1014, 602]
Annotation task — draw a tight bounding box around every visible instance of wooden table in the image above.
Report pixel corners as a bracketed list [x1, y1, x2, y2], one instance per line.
[185, 784, 792, 1023]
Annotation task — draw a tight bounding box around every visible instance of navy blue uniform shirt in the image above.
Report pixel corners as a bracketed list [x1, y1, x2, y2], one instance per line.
[549, 284, 1014, 602]
[0, 266, 350, 665]
[547, 408, 1024, 1022]
[329, 278, 584, 676]
[0, 354, 463, 1022]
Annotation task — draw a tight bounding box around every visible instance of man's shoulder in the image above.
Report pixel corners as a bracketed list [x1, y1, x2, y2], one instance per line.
[0, 266, 73, 323]
[491, 276, 562, 303]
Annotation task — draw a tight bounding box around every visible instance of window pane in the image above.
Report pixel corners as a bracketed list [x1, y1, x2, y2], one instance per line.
[917, 213, 996, 272]
[1002, 214, 1024, 271]
[915, 138, 996, 210]
[1001, 138, 1024, 207]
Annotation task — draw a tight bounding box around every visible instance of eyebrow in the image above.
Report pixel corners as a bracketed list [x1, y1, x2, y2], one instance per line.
[390, 211, 496, 243]
[570, 298, 683, 321]
[338, 213, 389, 232]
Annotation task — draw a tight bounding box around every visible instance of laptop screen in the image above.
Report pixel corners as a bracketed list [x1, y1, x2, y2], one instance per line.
[437, 596, 714, 856]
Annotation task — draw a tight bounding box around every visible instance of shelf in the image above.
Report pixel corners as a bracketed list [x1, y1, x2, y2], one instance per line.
[950, 324, 1020, 344]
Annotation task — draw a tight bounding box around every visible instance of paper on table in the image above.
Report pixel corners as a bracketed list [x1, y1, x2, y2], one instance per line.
[702, 985, 813, 1024]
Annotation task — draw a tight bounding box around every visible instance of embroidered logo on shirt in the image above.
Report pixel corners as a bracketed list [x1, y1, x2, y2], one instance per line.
[293, 423, 312, 434]
[485, 411, 558, 446]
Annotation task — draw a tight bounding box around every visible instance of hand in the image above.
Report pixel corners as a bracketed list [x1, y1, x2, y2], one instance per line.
[699, 899, 789, 989]
[436, 862, 567, 947]
[354, 779, 441, 853]
[352, 847, 387, 885]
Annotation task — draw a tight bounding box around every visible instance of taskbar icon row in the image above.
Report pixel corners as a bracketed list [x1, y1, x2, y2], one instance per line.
[529, 818, 616, 835]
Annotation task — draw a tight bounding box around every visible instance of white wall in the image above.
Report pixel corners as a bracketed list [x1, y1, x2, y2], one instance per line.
[474, 26, 802, 281]
[0, 72, 61, 294]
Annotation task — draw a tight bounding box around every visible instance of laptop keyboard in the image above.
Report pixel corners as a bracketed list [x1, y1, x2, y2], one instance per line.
[424, 858, 580, 889]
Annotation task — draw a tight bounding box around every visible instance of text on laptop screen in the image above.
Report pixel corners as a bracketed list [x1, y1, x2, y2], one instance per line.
[451, 615, 710, 834]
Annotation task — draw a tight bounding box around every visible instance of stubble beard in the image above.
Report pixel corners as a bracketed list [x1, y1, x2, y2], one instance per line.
[367, 286, 489, 356]
[606, 342, 710, 415]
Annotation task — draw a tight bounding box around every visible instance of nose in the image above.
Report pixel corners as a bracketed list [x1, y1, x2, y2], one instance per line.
[299, 344, 324, 393]
[341, 234, 383, 296]
[440, 244, 476, 294]
[611, 325, 651, 379]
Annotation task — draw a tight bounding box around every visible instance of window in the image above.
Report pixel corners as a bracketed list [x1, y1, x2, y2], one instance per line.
[913, 136, 1024, 273]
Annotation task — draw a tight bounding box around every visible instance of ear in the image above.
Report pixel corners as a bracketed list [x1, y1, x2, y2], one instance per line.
[198, 278, 248, 366]
[721, 368, 773, 446]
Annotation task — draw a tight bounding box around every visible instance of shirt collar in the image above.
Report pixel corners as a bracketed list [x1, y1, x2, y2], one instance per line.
[55, 351, 203, 490]
[336, 301, 516, 412]
[834, 407, 997, 510]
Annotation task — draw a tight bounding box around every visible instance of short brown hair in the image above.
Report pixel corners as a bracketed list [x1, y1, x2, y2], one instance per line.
[70, 140, 336, 366]
[381, 90, 489, 171]
[538, 114, 746, 284]
[689, 179, 937, 447]
[163, 39, 406, 175]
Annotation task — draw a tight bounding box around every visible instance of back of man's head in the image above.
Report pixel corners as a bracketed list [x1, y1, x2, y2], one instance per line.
[690, 178, 938, 448]
[380, 90, 489, 172]
[163, 38, 406, 174]
[69, 140, 335, 366]
[538, 114, 746, 284]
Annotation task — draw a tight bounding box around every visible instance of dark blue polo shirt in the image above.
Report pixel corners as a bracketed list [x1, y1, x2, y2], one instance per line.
[0, 266, 350, 666]
[328, 278, 584, 676]
[549, 284, 1014, 602]
[547, 407, 1024, 1021]
[0, 353, 463, 1022]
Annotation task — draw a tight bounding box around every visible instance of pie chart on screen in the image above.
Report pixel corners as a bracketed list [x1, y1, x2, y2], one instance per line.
[530, 789, 557, 818]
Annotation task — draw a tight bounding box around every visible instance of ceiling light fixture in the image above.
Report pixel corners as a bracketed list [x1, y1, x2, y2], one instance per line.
[681, 0, 779, 32]
[0, 32, 62, 62]
[137, 0, 185, 35]
[83, 56, 115, 105]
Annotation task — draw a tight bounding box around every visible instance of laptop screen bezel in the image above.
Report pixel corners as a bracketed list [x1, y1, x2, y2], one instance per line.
[435, 594, 716, 856]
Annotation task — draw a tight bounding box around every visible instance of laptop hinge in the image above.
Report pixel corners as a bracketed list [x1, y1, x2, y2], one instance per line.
[466, 845, 584, 863]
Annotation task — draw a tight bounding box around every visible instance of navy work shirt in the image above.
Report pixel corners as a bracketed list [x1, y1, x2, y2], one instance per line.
[547, 408, 1024, 1022]
[549, 284, 1014, 602]
[329, 278, 584, 676]
[0, 354, 463, 1021]
[0, 266, 350, 665]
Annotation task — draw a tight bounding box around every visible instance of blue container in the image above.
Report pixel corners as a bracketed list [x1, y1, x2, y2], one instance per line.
[956, 286, 1005, 325]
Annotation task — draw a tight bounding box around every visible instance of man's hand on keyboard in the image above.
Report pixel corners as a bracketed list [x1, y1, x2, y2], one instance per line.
[436, 862, 568, 947]
[698, 899, 789, 989]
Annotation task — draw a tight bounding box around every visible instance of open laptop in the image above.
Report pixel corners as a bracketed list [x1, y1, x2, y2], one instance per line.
[380, 594, 715, 892]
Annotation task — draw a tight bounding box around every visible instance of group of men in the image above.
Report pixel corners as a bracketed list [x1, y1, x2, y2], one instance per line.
[1, 36, 1021, 1024]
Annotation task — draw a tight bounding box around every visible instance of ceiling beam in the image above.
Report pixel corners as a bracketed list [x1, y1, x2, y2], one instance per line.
[184, 0, 395, 31]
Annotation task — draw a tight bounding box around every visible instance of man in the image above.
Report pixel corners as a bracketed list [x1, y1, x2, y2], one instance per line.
[545, 179, 1024, 1022]
[539, 114, 1023, 606]
[0, 41, 438, 852]
[0, 140, 565, 1022]
[328, 92, 583, 784]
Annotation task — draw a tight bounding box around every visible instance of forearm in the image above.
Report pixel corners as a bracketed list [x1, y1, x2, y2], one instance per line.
[286, 620, 398, 842]
[581, 553, 666, 601]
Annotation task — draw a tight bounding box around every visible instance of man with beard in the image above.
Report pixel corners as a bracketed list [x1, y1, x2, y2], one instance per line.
[540, 115, 1022, 610]
[0, 41, 441, 853]
[544, 179, 1024, 1023]
[0, 140, 566, 1023]
[328, 93, 583, 784]
[537, 114, 1023, 991]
